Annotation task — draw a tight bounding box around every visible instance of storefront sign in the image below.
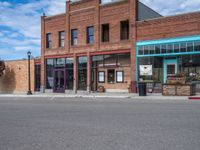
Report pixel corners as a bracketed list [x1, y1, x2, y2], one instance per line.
[140, 65, 152, 76]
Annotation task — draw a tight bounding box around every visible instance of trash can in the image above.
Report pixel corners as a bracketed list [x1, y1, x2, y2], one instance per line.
[138, 82, 147, 96]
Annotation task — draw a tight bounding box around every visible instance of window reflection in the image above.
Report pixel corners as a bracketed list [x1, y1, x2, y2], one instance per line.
[138, 41, 200, 56]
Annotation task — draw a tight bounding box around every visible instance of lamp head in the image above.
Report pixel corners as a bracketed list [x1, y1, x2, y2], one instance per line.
[27, 51, 31, 57]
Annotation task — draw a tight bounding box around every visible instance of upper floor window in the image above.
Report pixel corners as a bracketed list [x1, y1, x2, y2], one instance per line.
[46, 33, 52, 48]
[120, 20, 129, 40]
[102, 24, 109, 42]
[87, 26, 94, 44]
[71, 29, 78, 46]
[59, 31, 65, 47]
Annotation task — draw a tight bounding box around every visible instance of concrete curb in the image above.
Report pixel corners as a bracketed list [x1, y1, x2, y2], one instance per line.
[131, 96, 188, 100]
[0, 94, 189, 100]
[0, 95, 132, 99]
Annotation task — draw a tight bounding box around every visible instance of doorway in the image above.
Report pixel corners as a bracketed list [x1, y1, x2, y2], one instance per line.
[53, 69, 65, 93]
[163, 58, 178, 83]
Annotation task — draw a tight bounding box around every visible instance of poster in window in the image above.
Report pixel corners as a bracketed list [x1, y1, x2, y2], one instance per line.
[98, 71, 105, 83]
[140, 65, 152, 76]
[116, 71, 123, 83]
[47, 77, 54, 87]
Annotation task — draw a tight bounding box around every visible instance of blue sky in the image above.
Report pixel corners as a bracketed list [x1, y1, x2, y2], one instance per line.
[0, 0, 200, 60]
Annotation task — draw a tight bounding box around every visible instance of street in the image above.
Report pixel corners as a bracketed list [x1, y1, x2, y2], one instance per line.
[0, 97, 199, 150]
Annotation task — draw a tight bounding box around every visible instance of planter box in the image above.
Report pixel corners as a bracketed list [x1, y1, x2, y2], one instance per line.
[162, 84, 176, 96]
[162, 84, 196, 96]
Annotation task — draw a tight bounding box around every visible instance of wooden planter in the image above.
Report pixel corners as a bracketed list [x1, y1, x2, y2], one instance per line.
[162, 84, 196, 96]
[167, 77, 186, 84]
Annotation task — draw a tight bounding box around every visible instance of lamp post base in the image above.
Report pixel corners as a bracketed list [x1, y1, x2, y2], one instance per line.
[27, 91, 32, 95]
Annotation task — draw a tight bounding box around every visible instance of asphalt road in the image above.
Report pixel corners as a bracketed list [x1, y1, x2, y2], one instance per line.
[0, 97, 199, 150]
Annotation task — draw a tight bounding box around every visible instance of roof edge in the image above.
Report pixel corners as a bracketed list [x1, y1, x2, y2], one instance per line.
[137, 10, 200, 23]
[44, 13, 66, 20]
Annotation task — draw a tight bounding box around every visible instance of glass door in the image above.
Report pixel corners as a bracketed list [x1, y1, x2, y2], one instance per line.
[53, 69, 65, 93]
[163, 58, 178, 83]
[167, 64, 176, 75]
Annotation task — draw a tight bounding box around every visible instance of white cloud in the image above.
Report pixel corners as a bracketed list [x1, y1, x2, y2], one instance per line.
[0, 32, 3, 37]
[0, 0, 66, 60]
[46, 0, 66, 16]
[0, 1, 11, 7]
[140, 0, 200, 16]
[0, 49, 12, 56]
[15, 46, 39, 51]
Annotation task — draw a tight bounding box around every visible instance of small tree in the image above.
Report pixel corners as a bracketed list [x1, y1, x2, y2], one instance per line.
[0, 60, 5, 77]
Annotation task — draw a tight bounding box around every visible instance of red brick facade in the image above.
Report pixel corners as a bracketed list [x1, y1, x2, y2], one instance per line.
[40, 0, 200, 93]
[137, 12, 200, 41]
[41, 0, 137, 93]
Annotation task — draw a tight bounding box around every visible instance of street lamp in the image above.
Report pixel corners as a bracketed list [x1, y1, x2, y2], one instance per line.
[27, 51, 32, 95]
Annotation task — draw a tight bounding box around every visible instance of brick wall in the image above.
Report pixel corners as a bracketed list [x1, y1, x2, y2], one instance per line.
[137, 12, 200, 41]
[0, 60, 35, 94]
[42, 0, 135, 56]
[99, 1, 131, 52]
[44, 14, 67, 56]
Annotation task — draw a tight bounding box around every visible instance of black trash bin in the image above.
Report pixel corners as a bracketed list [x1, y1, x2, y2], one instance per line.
[138, 82, 147, 96]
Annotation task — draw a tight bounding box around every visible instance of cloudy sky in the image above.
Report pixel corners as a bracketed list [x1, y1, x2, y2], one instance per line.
[0, 0, 200, 60]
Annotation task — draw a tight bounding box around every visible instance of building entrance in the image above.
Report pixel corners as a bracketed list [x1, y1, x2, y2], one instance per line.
[53, 69, 65, 93]
[163, 58, 178, 83]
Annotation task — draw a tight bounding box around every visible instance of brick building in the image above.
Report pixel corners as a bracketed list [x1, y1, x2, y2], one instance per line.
[40, 0, 200, 93]
[0, 59, 39, 94]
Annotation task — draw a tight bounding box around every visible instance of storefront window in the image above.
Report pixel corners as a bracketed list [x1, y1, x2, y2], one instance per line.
[54, 58, 65, 68]
[138, 46, 144, 55]
[91, 53, 130, 91]
[98, 71, 105, 83]
[78, 57, 87, 90]
[116, 71, 124, 83]
[174, 43, 180, 53]
[46, 70, 53, 89]
[181, 55, 200, 81]
[104, 54, 117, 66]
[138, 38, 200, 57]
[46, 59, 54, 89]
[92, 55, 104, 68]
[149, 45, 155, 54]
[66, 58, 74, 90]
[46, 59, 53, 69]
[117, 53, 130, 66]
[66, 58, 73, 69]
[187, 42, 193, 52]
[144, 46, 149, 55]
[138, 57, 163, 82]
[194, 41, 200, 51]
[155, 45, 161, 54]
[161, 45, 167, 53]
[180, 43, 186, 52]
[167, 44, 173, 53]
[66, 69, 73, 90]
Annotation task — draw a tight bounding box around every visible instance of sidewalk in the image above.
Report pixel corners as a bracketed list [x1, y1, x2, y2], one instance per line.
[0, 92, 190, 100]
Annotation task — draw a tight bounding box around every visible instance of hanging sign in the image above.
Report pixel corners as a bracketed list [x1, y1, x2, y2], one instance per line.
[140, 65, 152, 76]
